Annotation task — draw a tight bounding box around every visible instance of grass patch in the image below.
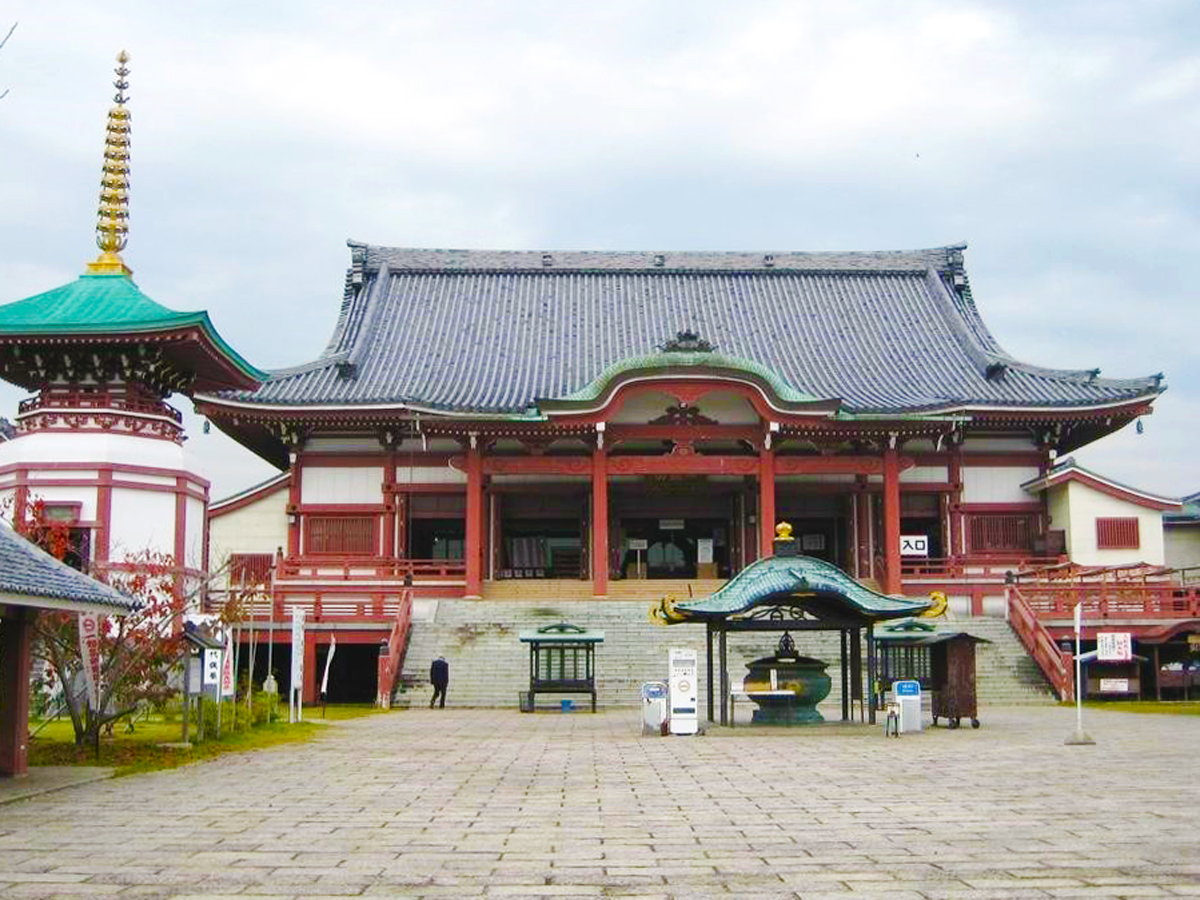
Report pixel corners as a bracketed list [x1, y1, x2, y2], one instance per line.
[28, 704, 386, 776]
[1079, 700, 1200, 716]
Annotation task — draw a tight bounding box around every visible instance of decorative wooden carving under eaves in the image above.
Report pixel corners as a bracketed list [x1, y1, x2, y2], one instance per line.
[650, 403, 717, 426]
[658, 330, 716, 353]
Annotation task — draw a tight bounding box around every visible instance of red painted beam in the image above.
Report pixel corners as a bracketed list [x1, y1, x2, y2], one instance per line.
[883, 446, 902, 594]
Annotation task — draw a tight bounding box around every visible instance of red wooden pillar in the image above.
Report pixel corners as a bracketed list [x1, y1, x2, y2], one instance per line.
[383, 450, 396, 559]
[759, 447, 776, 559]
[855, 478, 873, 578]
[883, 444, 902, 594]
[948, 447, 963, 559]
[303, 631, 318, 704]
[287, 453, 301, 557]
[465, 439, 484, 598]
[0, 608, 35, 777]
[592, 447, 608, 597]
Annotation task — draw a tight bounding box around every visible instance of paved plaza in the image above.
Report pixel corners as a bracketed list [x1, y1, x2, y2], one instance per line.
[1, 706, 1198, 899]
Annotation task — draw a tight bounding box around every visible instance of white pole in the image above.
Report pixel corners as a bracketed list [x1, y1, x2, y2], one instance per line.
[1066, 601, 1094, 745]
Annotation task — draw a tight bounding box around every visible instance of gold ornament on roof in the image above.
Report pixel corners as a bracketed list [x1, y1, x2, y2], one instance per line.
[86, 51, 133, 276]
[774, 521, 794, 542]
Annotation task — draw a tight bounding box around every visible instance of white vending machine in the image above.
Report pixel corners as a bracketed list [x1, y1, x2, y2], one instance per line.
[668, 648, 699, 735]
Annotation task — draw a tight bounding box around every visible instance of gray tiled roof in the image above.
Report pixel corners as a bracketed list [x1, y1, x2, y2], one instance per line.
[221, 243, 1162, 416]
[0, 524, 138, 613]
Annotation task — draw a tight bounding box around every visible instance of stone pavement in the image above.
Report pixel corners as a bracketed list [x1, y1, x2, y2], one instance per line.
[0, 706, 1198, 899]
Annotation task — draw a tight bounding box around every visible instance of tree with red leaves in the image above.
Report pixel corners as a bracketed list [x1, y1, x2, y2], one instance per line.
[7, 496, 228, 747]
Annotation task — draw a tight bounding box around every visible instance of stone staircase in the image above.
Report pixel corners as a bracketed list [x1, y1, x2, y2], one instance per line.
[397, 596, 1057, 711]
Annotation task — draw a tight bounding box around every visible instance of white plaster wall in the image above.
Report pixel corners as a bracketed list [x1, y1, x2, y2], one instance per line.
[900, 465, 948, 483]
[0, 431, 193, 470]
[1165, 528, 1200, 570]
[108, 487, 175, 560]
[300, 466, 384, 504]
[1046, 484, 1070, 549]
[17, 485, 100, 521]
[1063, 481, 1166, 566]
[305, 436, 384, 452]
[962, 466, 1041, 503]
[209, 487, 289, 566]
[611, 391, 678, 423]
[184, 495, 207, 570]
[961, 436, 1037, 453]
[695, 391, 759, 425]
[394, 465, 466, 484]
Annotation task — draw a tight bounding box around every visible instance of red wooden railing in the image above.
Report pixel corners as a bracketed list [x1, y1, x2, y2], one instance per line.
[1014, 582, 1200, 620]
[19, 389, 184, 424]
[276, 556, 465, 582]
[376, 588, 414, 708]
[901, 555, 1064, 579]
[1007, 585, 1074, 701]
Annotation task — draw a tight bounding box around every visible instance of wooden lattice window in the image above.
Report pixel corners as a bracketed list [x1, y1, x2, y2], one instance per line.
[229, 552, 274, 586]
[966, 514, 1035, 553]
[306, 516, 376, 555]
[1096, 517, 1140, 550]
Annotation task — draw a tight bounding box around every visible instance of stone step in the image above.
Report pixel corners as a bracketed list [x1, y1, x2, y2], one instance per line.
[398, 600, 1056, 709]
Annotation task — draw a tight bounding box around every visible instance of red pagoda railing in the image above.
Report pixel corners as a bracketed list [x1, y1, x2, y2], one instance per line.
[18, 390, 184, 424]
[376, 588, 414, 708]
[1007, 585, 1074, 701]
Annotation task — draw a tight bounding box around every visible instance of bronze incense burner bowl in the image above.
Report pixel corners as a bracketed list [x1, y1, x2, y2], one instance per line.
[742, 632, 832, 724]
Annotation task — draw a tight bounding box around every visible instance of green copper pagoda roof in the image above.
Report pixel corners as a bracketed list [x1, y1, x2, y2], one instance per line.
[0, 270, 266, 392]
[651, 553, 933, 624]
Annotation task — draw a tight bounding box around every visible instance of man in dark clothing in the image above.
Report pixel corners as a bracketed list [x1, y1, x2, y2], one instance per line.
[430, 656, 449, 708]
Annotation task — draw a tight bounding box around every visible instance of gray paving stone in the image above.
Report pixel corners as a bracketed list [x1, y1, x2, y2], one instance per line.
[0, 707, 1197, 899]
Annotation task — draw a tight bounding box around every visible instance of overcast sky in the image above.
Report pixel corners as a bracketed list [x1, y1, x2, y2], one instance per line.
[1, 1, 1196, 501]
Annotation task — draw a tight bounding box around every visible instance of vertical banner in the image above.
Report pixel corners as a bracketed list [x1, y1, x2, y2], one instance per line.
[290, 606, 305, 722]
[321, 636, 336, 696]
[203, 648, 221, 686]
[77, 612, 102, 710]
[221, 628, 236, 697]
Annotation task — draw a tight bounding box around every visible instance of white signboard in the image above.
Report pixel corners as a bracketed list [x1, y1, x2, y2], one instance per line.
[659, 519, 685, 531]
[697, 539, 714, 564]
[290, 607, 305, 685]
[1099, 678, 1130, 693]
[203, 648, 221, 686]
[900, 535, 929, 557]
[627, 538, 648, 551]
[1097, 632, 1132, 662]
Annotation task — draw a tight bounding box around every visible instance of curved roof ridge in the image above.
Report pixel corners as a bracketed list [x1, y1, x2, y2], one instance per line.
[922, 268, 1164, 394]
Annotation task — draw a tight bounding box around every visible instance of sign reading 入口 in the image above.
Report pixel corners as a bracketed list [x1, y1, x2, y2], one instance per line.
[900, 535, 929, 557]
[1097, 632, 1133, 662]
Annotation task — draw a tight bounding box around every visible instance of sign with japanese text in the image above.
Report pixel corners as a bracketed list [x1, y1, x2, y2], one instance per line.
[203, 648, 221, 686]
[900, 535, 928, 557]
[290, 606, 305, 686]
[221, 629, 236, 697]
[77, 613, 102, 710]
[1099, 678, 1130, 693]
[1097, 632, 1132, 662]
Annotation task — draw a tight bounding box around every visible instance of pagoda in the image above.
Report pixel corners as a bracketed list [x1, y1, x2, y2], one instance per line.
[0, 52, 263, 587]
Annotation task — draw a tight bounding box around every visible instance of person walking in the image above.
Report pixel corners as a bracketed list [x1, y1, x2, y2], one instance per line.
[430, 655, 449, 708]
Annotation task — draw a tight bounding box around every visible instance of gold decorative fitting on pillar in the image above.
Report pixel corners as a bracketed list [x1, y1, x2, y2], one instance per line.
[773, 521, 794, 543]
[86, 51, 133, 277]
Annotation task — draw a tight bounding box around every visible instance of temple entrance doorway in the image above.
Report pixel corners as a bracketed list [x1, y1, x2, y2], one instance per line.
[618, 517, 730, 580]
[777, 492, 851, 570]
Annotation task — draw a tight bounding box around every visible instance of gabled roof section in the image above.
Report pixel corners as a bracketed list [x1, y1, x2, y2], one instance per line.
[209, 241, 1163, 419]
[654, 553, 932, 622]
[1022, 457, 1182, 511]
[0, 523, 138, 614]
[1164, 491, 1200, 525]
[210, 471, 290, 518]
[0, 271, 266, 392]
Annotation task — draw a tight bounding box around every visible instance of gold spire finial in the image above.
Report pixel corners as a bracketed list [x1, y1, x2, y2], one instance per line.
[86, 51, 133, 276]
